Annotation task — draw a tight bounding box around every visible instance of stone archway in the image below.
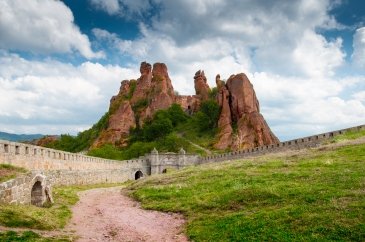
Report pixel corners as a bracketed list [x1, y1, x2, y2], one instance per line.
[135, 170, 144, 180]
[31, 181, 43, 207]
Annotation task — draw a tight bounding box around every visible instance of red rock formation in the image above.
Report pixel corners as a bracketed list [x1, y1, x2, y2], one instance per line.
[93, 101, 136, 148]
[148, 63, 176, 113]
[215, 73, 279, 150]
[194, 70, 210, 101]
[175, 95, 200, 114]
[92, 61, 278, 150]
[130, 62, 152, 105]
[92, 61, 177, 147]
[214, 74, 233, 150]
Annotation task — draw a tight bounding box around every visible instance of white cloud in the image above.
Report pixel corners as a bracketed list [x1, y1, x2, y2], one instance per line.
[89, 0, 120, 15]
[89, 0, 365, 141]
[2, 0, 364, 140]
[352, 27, 365, 68]
[250, 72, 365, 140]
[0, 52, 138, 134]
[89, 0, 151, 18]
[0, 0, 103, 59]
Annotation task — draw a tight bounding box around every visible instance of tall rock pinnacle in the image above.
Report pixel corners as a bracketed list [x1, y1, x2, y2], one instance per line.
[214, 73, 279, 150]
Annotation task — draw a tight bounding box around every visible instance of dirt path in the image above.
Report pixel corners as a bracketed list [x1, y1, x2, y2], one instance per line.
[66, 187, 188, 242]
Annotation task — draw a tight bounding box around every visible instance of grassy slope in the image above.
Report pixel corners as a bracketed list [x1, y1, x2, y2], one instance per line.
[128, 134, 365, 241]
[0, 164, 27, 183]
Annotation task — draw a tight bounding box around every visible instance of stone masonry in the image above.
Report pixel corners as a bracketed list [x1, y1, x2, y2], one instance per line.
[0, 124, 364, 206]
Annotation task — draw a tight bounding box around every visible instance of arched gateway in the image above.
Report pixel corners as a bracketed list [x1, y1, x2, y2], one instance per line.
[135, 170, 144, 180]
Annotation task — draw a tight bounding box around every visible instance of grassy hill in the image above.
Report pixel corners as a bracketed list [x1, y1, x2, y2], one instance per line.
[128, 132, 365, 241]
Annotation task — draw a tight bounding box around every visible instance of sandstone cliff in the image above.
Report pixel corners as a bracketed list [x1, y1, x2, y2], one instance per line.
[92, 61, 278, 150]
[214, 73, 279, 150]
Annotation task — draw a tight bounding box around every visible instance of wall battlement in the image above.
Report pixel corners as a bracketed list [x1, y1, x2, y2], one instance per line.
[201, 124, 365, 163]
[0, 139, 150, 171]
[1, 124, 364, 206]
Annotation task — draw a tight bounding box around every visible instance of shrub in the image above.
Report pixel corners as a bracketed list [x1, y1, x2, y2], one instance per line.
[194, 100, 220, 131]
[167, 103, 188, 126]
[156, 133, 190, 152]
[87, 144, 126, 160]
[143, 118, 173, 141]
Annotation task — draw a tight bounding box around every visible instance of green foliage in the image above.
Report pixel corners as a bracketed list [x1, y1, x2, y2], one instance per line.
[152, 75, 164, 83]
[128, 80, 137, 99]
[125, 142, 157, 159]
[193, 100, 220, 132]
[87, 144, 127, 160]
[49, 100, 217, 159]
[45, 112, 109, 153]
[156, 133, 190, 153]
[0, 230, 52, 242]
[129, 143, 365, 241]
[88, 142, 157, 160]
[209, 87, 218, 100]
[143, 118, 173, 141]
[0, 164, 27, 183]
[167, 104, 188, 126]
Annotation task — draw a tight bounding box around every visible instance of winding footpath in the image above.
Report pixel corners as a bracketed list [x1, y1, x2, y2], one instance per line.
[66, 187, 188, 242]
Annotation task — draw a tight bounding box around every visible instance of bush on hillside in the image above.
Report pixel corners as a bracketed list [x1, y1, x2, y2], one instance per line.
[194, 100, 220, 132]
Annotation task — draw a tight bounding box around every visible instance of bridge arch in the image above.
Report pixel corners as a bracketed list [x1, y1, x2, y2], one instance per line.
[134, 170, 144, 180]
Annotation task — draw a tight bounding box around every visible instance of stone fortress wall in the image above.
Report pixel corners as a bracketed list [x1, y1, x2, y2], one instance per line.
[200, 124, 365, 163]
[0, 124, 364, 206]
[0, 140, 198, 205]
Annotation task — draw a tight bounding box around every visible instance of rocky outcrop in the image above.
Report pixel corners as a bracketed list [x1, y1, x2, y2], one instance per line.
[92, 61, 278, 150]
[148, 63, 176, 113]
[215, 73, 279, 150]
[93, 101, 136, 148]
[175, 95, 200, 115]
[92, 62, 177, 148]
[33, 135, 59, 147]
[194, 70, 210, 101]
[214, 75, 233, 150]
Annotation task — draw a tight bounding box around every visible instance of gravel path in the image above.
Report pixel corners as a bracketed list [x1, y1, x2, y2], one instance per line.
[66, 187, 188, 242]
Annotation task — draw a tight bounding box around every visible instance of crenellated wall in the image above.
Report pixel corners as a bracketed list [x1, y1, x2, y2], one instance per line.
[0, 142, 197, 205]
[200, 124, 365, 163]
[1, 124, 364, 206]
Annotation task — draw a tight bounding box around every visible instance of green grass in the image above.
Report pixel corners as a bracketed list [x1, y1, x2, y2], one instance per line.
[329, 128, 365, 143]
[128, 143, 365, 241]
[0, 164, 27, 183]
[0, 230, 68, 242]
[0, 183, 126, 230]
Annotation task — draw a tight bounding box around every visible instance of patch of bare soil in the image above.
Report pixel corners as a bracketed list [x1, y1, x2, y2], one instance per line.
[66, 187, 188, 242]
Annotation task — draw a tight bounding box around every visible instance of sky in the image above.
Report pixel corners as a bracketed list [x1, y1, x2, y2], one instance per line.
[0, 0, 364, 141]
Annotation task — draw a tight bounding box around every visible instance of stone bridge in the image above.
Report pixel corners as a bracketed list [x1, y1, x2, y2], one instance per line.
[0, 124, 364, 206]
